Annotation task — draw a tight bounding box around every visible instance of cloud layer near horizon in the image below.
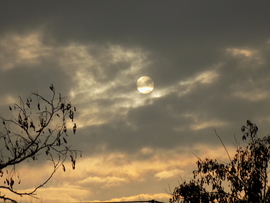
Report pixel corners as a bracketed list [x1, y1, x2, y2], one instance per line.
[1, 1, 270, 202]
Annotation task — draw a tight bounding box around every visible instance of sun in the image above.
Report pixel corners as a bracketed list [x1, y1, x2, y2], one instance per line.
[137, 76, 154, 94]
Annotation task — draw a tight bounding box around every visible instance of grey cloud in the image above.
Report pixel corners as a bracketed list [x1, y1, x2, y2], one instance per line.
[2, 1, 270, 50]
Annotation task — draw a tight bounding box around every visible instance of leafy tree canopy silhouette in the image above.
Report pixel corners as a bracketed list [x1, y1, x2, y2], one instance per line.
[0, 84, 80, 203]
[170, 120, 270, 203]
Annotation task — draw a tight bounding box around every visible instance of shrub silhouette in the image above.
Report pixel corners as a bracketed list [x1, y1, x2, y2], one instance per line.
[170, 120, 270, 203]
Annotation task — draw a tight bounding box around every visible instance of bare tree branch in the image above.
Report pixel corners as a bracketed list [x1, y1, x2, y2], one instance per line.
[214, 129, 232, 165]
[0, 85, 81, 203]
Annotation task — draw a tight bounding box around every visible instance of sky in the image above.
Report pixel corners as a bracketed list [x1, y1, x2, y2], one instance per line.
[1, 1, 270, 202]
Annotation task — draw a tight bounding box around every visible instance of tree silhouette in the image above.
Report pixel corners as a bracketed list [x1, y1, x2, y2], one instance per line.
[0, 85, 80, 203]
[170, 120, 270, 203]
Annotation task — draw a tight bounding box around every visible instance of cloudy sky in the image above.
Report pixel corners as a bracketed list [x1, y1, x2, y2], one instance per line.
[1, 1, 270, 202]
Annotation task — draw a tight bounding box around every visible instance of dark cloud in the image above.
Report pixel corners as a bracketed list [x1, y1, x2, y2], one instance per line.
[2, 1, 270, 46]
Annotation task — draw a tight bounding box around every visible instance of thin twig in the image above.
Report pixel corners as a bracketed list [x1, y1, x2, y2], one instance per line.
[214, 129, 232, 162]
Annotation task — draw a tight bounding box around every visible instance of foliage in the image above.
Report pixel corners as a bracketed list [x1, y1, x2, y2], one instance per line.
[170, 180, 209, 203]
[170, 120, 270, 203]
[0, 85, 80, 203]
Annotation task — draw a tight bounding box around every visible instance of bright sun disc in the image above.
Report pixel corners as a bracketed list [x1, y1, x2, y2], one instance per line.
[137, 76, 154, 94]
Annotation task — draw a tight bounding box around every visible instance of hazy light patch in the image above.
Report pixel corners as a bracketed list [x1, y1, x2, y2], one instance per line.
[140, 147, 154, 155]
[37, 184, 91, 203]
[191, 120, 227, 130]
[58, 44, 97, 76]
[109, 45, 145, 64]
[231, 78, 270, 102]
[0, 32, 51, 71]
[149, 88, 168, 98]
[155, 169, 183, 180]
[182, 113, 227, 131]
[156, 69, 220, 98]
[179, 70, 219, 86]
[227, 48, 255, 57]
[78, 176, 127, 187]
[233, 90, 270, 101]
[15, 161, 74, 191]
[192, 144, 236, 163]
[0, 95, 17, 107]
[226, 48, 264, 66]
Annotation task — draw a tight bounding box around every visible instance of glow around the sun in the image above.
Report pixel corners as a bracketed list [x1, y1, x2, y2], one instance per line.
[137, 76, 154, 94]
